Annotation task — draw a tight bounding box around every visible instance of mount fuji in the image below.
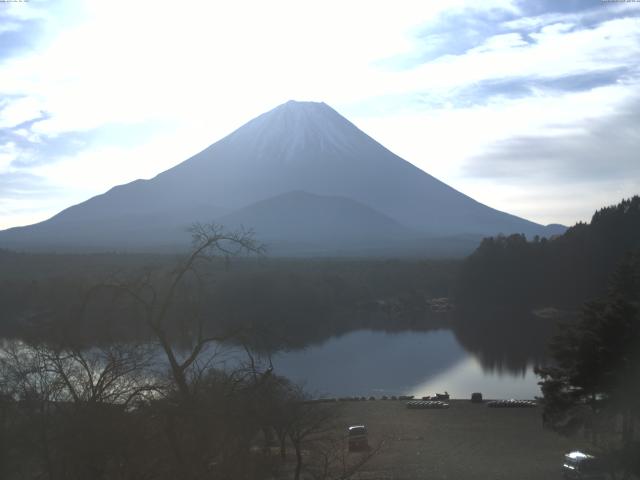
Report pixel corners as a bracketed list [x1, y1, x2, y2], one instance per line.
[0, 101, 564, 256]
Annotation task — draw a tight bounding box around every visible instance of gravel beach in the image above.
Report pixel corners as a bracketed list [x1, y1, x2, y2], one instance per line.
[336, 399, 590, 480]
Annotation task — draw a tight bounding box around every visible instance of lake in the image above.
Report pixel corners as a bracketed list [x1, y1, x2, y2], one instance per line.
[1, 327, 544, 401]
[269, 329, 541, 399]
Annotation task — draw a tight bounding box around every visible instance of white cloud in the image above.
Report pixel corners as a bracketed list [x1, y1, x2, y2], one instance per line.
[501, 2, 638, 31]
[2, 0, 522, 138]
[353, 77, 640, 225]
[0, 96, 44, 129]
[0, 142, 18, 172]
[384, 16, 640, 97]
[0, 0, 638, 228]
[1, 1, 49, 22]
[0, 22, 22, 35]
[356, 79, 635, 174]
[29, 119, 241, 200]
[474, 32, 529, 51]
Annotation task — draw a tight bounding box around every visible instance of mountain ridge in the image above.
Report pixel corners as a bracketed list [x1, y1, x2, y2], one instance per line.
[0, 100, 564, 255]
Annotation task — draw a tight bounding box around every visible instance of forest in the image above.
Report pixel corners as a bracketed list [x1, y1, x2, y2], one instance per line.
[451, 196, 640, 375]
[0, 247, 457, 350]
[456, 195, 640, 310]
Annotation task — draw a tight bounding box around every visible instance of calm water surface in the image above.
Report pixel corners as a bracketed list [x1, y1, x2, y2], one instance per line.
[2, 328, 541, 400]
[271, 329, 540, 399]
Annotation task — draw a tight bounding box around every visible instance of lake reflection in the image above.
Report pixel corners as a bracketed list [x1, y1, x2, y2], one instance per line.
[272, 329, 540, 399]
[1, 327, 543, 400]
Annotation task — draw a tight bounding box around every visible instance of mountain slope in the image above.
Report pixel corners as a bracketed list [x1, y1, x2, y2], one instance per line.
[216, 190, 418, 255]
[0, 100, 561, 254]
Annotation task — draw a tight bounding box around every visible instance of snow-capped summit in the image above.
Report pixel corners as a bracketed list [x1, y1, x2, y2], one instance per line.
[224, 100, 364, 163]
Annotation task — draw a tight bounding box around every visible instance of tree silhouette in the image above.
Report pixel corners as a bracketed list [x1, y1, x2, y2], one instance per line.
[536, 251, 640, 477]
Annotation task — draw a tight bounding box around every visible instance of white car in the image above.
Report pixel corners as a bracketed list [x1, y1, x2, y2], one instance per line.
[563, 451, 607, 479]
[347, 425, 368, 451]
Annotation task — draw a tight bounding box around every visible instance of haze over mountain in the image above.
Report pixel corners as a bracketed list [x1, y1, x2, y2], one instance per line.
[0, 101, 564, 256]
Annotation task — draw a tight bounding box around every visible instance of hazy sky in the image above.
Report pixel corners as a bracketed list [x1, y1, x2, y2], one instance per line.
[1, 0, 639, 229]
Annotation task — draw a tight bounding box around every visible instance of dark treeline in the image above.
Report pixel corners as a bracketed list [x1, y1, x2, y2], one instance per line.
[208, 257, 457, 351]
[0, 249, 458, 351]
[537, 251, 640, 478]
[451, 196, 640, 373]
[456, 196, 640, 310]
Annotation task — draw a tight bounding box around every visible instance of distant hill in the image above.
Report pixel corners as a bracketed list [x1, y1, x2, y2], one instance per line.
[215, 190, 418, 255]
[0, 100, 563, 255]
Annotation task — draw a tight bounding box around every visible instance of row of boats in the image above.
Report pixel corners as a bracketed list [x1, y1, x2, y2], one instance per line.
[405, 399, 537, 409]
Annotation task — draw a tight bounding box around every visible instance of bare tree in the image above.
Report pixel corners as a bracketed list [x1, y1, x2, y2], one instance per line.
[95, 223, 264, 399]
[307, 433, 384, 480]
[0, 339, 158, 480]
[85, 224, 268, 479]
[271, 388, 383, 480]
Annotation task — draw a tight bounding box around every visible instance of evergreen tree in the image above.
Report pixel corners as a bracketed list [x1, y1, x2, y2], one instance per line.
[536, 251, 640, 477]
